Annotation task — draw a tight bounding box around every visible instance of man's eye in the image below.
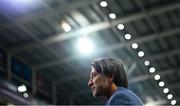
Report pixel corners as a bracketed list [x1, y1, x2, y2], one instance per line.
[92, 74, 95, 78]
[90, 74, 94, 79]
[92, 73, 97, 78]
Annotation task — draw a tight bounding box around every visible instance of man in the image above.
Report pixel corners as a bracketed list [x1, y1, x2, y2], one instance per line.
[88, 57, 143, 105]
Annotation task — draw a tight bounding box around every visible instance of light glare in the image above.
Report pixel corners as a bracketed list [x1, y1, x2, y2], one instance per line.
[13, 0, 35, 4]
[61, 22, 71, 32]
[171, 100, 176, 105]
[18, 85, 27, 92]
[77, 37, 94, 54]
[23, 93, 28, 98]
[159, 81, 165, 87]
[131, 43, 138, 49]
[149, 67, 155, 73]
[163, 88, 169, 93]
[144, 60, 150, 66]
[154, 74, 160, 80]
[138, 51, 144, 57]
[117, 24, 124, 30]
[100, 1, 107, 7]
[109, 13, 116, 19]
[2, 0, 40, 13]
[167, 94, 173, 99]
[125, 34, 131, 40]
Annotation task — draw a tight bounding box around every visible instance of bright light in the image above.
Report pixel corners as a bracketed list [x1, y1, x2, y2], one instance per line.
[125, 34, 131, 40]
[109, 13, 116, 19]
[2, 0, 40, 12]
[163, 88, 169, 93]
[159, 81, 165, 87]
[154, 74, 160, 80]
[61, 22, 71, 32]
[13, 0, 35, 4]
[149, 67, 155, 73]
[23, 93, 28, 98]
[171, 100, 176, 105]
[100, 1, 107, 7]
[10, 0, 38, 6]
[138, 51, 144, 57]
[167, 94, 173, 99]
[7, 103, 15, 106]
[77, 37, 94, 54]
[18, 85, 27, 92]
[144, 60, 150, 66]
[144, 102, 156, 106]
[117, 24, 124, 30]
[131, 43, 138, 49]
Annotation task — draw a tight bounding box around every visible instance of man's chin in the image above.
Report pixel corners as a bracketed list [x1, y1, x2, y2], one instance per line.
[93, 92, 98, 97]
[93, 92, 101, 97]
[93, 93, 97, 97]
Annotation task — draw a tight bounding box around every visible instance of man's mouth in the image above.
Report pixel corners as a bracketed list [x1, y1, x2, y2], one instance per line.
[91, 87, 95, 91]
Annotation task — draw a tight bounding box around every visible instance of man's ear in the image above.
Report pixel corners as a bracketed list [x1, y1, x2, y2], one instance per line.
[108, 75, 114, 82]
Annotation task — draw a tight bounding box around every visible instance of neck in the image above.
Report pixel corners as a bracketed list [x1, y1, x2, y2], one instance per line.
[107, 83, 118, 99]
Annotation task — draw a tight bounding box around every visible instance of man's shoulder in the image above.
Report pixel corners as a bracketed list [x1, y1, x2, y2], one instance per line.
[111, 87, 130, 98]
[108, 87, 144, 105]
[110, 87, 142, 102]
[114, 87, 131, 94]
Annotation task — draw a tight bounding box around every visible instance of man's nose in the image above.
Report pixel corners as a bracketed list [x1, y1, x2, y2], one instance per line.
[88, 79, 93, 87]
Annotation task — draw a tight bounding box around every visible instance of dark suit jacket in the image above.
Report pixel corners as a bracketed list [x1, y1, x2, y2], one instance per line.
[106, 87, 143, 106]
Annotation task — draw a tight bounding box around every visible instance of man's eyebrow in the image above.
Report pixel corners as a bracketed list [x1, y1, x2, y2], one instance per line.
[90, 72, 98, 75]
[90, 72, 94, 75]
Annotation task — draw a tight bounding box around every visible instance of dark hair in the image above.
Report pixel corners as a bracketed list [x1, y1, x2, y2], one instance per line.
[91, 57, 128, 88]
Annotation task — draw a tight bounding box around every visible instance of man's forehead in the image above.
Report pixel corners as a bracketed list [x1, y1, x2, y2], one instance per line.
[90, 66, 97, 73]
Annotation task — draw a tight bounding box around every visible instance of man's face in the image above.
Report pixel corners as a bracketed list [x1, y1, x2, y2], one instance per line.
[88, 66, 110, 97]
